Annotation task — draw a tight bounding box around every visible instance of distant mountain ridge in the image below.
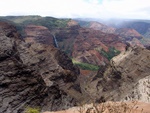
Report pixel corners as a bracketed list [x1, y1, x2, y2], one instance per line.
[76, 19, 150, 47]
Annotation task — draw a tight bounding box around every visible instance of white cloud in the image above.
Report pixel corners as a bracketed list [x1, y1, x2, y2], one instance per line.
[0, 0, 150, 19]
[101, 0, 150, 19]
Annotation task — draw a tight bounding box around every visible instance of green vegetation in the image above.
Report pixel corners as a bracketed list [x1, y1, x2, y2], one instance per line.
[25, 107, 40, 113]
[76, 20, 90, 27]
[0, 16, 69, 28]
[100, 47, 120, 60]
[0, 16, 70, 37]
[72, 59, 99, 71]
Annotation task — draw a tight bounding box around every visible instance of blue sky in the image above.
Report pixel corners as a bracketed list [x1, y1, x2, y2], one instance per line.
[0, 0, 150, 19]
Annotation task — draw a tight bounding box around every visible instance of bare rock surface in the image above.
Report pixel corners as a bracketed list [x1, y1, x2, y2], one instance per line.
[0, 22, 81, 113]
[43, 101, 150, 113]
[124, 75, 150, 102]
[79, 46, 150, 103]
[25, 25, 54, 45]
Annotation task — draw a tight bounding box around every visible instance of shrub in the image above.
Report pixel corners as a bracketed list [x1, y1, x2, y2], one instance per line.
[78, 101, 142, 113]
[72, 59, 99, 71]
[25, 107, 40, 113]
[100, 47, 120, 60]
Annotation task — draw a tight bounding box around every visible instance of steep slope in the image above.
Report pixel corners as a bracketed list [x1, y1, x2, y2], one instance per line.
[56, 27, 125, 66]
[94, 19, 150, 38]
[117, 21, 150, 47]
[88, 21, 116, 33]
[77, 20, 146, 47]
[102, 20, 150, 46]
[116, 21, 150, 38]
[104, 46, 150, 101]
[124, 75, 150, 102]
[0, 22, 82, 113]
[25, 25, 54, 45]
[44, 46, 150, 113]
[79, 46, 150, 103]
[72, 28, 125, 65]
[115, 28, 142, 40]
[115, 28, 144, 47]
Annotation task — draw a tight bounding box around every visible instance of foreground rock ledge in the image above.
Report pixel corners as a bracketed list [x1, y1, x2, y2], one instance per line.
[43, 101, 150, 113]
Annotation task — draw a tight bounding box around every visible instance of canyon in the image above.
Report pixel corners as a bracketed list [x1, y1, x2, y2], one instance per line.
[0, 16, 150, 113]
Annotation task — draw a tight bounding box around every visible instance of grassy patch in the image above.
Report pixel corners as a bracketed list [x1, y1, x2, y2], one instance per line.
[100, 47, 120, 60]
[25, 107, 40, 113]
[72, 59, 99, 71]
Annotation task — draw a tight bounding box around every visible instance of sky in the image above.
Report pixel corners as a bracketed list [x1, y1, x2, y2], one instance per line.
[0, 0, 150, 19]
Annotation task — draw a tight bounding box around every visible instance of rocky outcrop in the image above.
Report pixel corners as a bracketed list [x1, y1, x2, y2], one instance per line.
[105, 46, 150, 101]
[44, 101, 150, 113]
[124, 75, 150, 102]
[79, 46, 150, 103]
[0, 22, 82, 113]
[25, 25, 54, 45]
[122, 47, 150, 102]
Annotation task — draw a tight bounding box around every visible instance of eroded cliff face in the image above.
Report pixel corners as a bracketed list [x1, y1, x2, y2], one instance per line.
[120, 47, 150, 103]
[79, 46, 150, 103]
[56, 27, 126, 66]
[25, 25, 54, 45]
[124, 75, 150, 102]
[56, 20, 145, 66]
[73, 28, 126, 65]
[0, 22, 81, 113]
